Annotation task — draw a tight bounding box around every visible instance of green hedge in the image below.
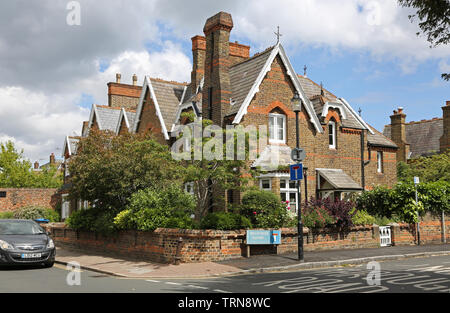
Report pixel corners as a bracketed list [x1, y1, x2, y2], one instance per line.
[356, 181, 449, 223]
[3, 206, 60, 222]
[200, 212, 252, 230]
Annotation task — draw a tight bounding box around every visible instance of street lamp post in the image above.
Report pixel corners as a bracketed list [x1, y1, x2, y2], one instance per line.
[291, 91, 304, 262]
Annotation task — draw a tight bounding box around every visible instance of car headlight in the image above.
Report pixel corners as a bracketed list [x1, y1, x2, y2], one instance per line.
[0, 240, 14, 251]
[46, 238, 55, 249]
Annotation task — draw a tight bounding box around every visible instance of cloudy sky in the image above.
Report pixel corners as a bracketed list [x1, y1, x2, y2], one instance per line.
[0, 0, 448, 164]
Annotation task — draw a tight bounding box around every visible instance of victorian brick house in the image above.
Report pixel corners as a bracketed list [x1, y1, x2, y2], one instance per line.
[383, 101, 450, 162]
[61, 11, 399, 216]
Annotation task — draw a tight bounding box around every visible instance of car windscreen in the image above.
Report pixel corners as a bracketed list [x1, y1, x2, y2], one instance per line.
[0, 221, 45, 235]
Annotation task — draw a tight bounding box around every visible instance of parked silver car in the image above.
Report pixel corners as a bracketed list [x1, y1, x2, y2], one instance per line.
[0, 219, 55, 267]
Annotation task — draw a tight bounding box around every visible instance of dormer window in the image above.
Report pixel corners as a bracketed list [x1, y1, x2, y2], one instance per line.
[328, 120, 336, 149]
[269, 113, 286, 143]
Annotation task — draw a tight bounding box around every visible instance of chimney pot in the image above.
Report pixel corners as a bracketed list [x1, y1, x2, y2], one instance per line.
[398, 107, 404, 114]
[132, 74, 137, 86]
[116, 73, 121, 83]
[446, 100, 450, 106]
[34, 161, 39, 170]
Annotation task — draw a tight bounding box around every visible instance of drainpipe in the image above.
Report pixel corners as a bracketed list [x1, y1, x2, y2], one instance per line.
[360, 129, 366, 191]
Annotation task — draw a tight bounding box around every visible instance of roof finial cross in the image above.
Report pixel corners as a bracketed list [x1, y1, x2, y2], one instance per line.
[274, 26, 282, 44]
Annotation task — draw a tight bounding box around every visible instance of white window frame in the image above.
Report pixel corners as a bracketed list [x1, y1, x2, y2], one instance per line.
[269, 113, 286, 144]
[328, 120, 336, 149]
[280, 178, 299, 214]
[377, 151, 383, 173]
[259, 178, 272, 191]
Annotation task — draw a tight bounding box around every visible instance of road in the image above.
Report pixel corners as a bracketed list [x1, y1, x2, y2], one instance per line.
[0, 255, 449, 293]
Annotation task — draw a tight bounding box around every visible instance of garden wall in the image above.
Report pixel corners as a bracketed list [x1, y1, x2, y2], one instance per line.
[46, 218, 450, 264]
[0, 188, 60, 211]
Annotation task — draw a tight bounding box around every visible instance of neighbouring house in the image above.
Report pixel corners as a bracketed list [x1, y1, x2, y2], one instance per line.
[61, 11, 399, 217]
[383, 101, 449, 162]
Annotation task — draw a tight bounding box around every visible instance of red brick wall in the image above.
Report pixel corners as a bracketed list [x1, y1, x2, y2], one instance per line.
[0, 188, 60, 211]
[46, 217, 448, 264]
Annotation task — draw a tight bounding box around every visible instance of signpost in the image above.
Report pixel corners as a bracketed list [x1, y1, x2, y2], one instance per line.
[414, 176, 420, 245]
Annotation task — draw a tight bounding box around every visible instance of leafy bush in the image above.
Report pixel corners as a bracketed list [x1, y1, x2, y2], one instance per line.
[0, 211, 14, 219]
[12, 206, 60, 222]
[351, 209, 376, 226]
[356, 181, 449, 223]
[114, 185, 196, 231]
[302, 205, 335, 229]
[240, 190, 291, 229]
[303, 198, 355, 228]
[66, 208, 118, 235]
[200, 212, 252, 230]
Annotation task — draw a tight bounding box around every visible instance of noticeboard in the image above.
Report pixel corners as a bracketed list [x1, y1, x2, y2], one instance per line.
[246, 230, 281, 245]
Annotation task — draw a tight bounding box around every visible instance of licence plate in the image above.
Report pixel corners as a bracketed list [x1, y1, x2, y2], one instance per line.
[21, 253, 41, 259]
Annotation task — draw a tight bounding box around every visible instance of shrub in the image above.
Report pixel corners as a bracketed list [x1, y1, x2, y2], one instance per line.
[302, 205, 335, 229]
[0, 211, 14, 219]
[351, 209, 376, 226]
[240, 190, 291, 229]
[13, 206, 60, 222]
[356, 186, 394, 218]
[114, 185, 196, 231]
[304, 197, 355, 228]
[66, 208, 118, 235]
[200, 212, 252, 230]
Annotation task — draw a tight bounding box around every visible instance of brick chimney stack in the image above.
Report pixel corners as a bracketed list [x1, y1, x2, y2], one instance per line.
[390, 107, 410, 162]
[440, 100, 450, 153]
[191, 35, 206, 95]
[202, 12, 233, 126]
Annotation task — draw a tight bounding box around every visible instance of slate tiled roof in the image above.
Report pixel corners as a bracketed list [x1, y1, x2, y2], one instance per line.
[95, 106, 122, 131]
[383, 118, 443, 157]
[317, 168, 362, 190]
[125, 111, 136, 129]
[150, 78, 187, 130]
[227, 47, 275, 116]
[367, 124, 398, 149]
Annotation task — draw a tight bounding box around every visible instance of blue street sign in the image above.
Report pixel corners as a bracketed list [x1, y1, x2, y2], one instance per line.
[290, 163, 303, 181]
[246, 230, 281, 245]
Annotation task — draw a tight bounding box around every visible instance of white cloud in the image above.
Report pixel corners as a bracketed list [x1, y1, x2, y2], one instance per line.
[0, 86, 89, 162]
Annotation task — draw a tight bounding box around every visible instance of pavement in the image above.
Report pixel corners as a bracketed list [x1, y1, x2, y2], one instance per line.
[54, 243, 450, 279]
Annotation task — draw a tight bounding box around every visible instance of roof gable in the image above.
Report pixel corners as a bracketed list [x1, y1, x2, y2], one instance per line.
[133, 76, 186, 140]
[230, 43, 323, 133]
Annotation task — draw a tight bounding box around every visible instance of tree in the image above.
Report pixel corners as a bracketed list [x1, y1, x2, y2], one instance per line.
[0, 141, 62, 188]
[398, 0, 450, 80]
[173, 113, 254, 221]
[67, 130, 186, 211]
[397, 150, 450, 183]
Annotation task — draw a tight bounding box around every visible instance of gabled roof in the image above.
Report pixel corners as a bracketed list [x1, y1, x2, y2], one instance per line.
[62, 136, 80, 157]
[383, 118, 443, 157]
[367, 124, 398, 149]
[133, 76, 187, 140]
[317, 168, 362, 190]
[229, 43, 324, 133]
[115, 108, 137, 135]
[87, 104, 122, 132]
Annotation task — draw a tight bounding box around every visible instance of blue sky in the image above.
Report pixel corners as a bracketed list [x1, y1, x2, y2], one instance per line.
[0, 0, 448, 163]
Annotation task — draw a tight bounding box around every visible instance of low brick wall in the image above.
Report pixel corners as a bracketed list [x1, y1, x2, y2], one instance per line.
[0, 188, 60, 211]
[45, 218, 449, 264]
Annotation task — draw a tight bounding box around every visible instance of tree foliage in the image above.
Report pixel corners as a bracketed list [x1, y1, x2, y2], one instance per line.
[68, 130, 186, 210]
[0, 141, 62, 188]
[397, 150, 450, 183]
